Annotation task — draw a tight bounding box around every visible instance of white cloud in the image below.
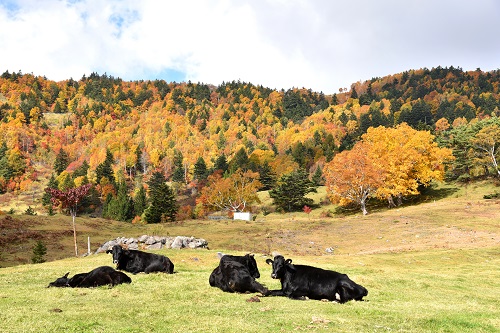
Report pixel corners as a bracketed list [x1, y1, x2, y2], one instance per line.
[1, 0, 499, 93]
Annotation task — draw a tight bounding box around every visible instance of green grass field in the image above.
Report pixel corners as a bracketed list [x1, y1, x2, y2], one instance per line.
[0, 181, 499, 332]
[0, 247, 498, 332]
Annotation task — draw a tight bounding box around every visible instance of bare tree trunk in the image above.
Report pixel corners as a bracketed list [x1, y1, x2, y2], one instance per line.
[71, 213, 78, 257]
[361, 199, 368, 215]
[387, 196, 396, 208]
[397, 193, 403, 206]
[361, 204, 368, 215]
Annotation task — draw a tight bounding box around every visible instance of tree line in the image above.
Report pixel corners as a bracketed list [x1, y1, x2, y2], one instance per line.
[0, 66, 499, 220]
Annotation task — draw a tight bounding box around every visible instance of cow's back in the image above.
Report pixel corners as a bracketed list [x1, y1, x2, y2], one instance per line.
[120, 250, 174, 274]
[284, 264, 343, 300]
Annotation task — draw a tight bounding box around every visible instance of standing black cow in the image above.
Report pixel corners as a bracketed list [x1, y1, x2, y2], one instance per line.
[47, 266, 132, 288]
[265, 255, 368, 303]
[209, 253, 268, 295]
[107, 245, 174, 274]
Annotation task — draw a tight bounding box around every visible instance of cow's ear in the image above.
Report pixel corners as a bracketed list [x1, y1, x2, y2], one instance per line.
[106, 249, 111, 254]
[285, 259, 293, 264]
[286, 262, 296, 272]
[266, 259, 273, 265]
[64, 272, 70, 278]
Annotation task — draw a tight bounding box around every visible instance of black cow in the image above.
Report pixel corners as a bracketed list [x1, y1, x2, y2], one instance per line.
[265, 255, 368, 303]
[209, 253, 268, 295]
[107, 245, 174, 274]
[47, 266, 132, 288]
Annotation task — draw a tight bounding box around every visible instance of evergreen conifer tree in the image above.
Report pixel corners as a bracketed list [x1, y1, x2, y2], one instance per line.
[258, 161, 276, 190]
[104, 180, 134, 221]
[42, 174, 59, 207]
[133, 184, 147, 217]
[213, 154, 229, 174]
[312, 165, 324, 186]
[31, 240, 47, 264]
[269, 169, 317, 212]
[95, 149, 115, 185]
[144, 171, 178, 223]
[54, 149, 70, 175]
[172, 150, 184, 182]
[193, 156, 208, 180]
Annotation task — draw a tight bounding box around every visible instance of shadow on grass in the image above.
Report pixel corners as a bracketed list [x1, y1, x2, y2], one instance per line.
[334, 185, 460, 216]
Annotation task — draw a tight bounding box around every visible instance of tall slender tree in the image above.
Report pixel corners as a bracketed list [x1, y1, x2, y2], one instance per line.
[45, 183, 92, 256]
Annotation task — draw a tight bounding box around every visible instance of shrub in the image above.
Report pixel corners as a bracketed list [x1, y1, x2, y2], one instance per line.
[483, 192, 500, 199]
[25, 206, 37, 215]
[31, 240, 47, 264]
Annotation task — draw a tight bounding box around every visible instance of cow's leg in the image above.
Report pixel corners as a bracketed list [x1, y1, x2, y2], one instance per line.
[144, 262, 166, 274]
[249, 280, 269, 295]
[266, 289, 286, 297]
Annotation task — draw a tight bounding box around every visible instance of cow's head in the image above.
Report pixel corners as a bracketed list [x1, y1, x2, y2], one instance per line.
[244, 254, 260, 279]
[106, 245, 125, 265]
[338, 277, 368, 302]
[47, 272, 71, 288]
[266, 255, 294, 279]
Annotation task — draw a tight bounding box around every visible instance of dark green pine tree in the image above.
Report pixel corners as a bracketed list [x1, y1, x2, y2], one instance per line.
[103, 180, 134, 222]
[350, 87, 358, 99]
[291, 141, 307, 168]
[73, 160, 90, 178]
[42, 174, 59, 207]
[229, 147, 249, 173]
[133, 184, 147, 217]
[193, 156, 209, 180]
[213, 154, 229, 174]
[312, 165, 324, 186]
[172, 149, 184, 182]
[0, 142, 13, 187]
[144, 171, 178, 223]
[95, 149, 115, 185]
[54, 149, 70, 175]
[134, 145, 144, 174]
[258, 161, 276, 191]
[31, 240, 47, 264]
[269, 169, 317, 212]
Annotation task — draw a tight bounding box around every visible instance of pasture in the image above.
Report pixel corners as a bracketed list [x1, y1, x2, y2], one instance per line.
[0, 246, 499, 332]
[0, 181, 499, 332]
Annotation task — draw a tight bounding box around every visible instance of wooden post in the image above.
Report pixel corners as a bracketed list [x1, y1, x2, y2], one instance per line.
[88, 236, 91, 255]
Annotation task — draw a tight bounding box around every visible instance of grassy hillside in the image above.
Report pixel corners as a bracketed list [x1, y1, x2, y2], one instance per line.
[0, 181, 499, 332]
[1, 182, 499, 267]
[0, 241, 498, 332]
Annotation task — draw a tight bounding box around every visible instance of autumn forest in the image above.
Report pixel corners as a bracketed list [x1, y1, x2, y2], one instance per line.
[1, 66, 499, 220]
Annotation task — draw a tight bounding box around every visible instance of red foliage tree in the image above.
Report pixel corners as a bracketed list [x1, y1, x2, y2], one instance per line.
[45, 183, 92, 256]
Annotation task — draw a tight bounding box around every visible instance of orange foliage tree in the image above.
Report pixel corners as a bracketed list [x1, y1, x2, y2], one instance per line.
[197, 169, 262, 214]
[324, 142, 383, 215]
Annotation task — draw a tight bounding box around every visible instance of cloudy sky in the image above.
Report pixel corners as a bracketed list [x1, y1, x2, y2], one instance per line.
[1, 0, 499, 94]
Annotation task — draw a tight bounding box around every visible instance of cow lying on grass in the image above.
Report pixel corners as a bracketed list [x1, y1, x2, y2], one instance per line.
[265, 255, 368, 303]
[107, 244, 174, 274]
[47, 266, 131, 288]
[209, 253, 269, 295]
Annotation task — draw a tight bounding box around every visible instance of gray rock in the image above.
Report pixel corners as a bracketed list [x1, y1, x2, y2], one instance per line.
[138, 235, 149, 242]
[127, 242, 139, 250]
[146, 242, 162, 250]
[145, 236, 156, 245]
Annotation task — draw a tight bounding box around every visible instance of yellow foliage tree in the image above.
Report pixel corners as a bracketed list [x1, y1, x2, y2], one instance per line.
[197, 169, 261, 213]
[362, 124, 454, 207]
